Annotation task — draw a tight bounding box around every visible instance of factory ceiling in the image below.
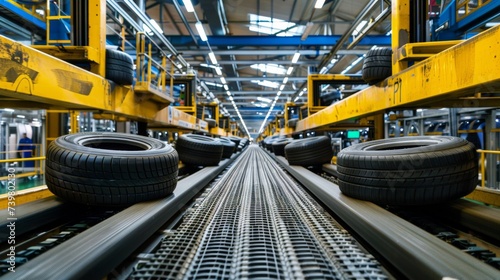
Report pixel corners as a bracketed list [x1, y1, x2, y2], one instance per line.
[141, 0, 392, 136]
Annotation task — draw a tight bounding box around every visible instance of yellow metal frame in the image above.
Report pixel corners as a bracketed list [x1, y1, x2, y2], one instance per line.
[306, 74, 366, 116]
[134, 32, 175, 105]
[477, 149, 500, 188]
[296, 23, 500, 132]
[396, 40, 463, 62]
[456, 0, 491, 21]
[0, 186, 53, 209]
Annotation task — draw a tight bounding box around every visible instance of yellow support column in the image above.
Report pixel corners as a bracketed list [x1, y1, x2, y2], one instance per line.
[70, 111, 79, 134]
[88, 0, 106, 77]
[392, 0, 410, 74]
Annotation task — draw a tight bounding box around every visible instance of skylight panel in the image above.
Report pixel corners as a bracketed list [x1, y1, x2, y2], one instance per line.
[248, 14, 304, 36]
[250, 64, 287, 75]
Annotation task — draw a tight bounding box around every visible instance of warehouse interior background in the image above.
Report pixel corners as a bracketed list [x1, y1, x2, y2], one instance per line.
[0, 0, 500, 278]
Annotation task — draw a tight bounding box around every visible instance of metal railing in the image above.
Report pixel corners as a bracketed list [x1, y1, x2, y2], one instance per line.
[477, 149, 500, 188]
[0, 144, 45, 182]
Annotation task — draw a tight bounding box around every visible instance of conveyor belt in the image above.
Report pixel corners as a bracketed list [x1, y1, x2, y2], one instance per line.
[131, 146, 387, 279]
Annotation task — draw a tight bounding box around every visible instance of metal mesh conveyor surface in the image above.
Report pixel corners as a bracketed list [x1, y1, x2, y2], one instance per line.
[131, 146, 388, 279]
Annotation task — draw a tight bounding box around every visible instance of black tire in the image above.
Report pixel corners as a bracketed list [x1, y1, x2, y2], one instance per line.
[362, 47, 392, 85]
[45, 132, 179, 206]
[217, 138, 236, 158]
[175, 134, 223, 166]
[205, 118, 217, 129]
[272, 138, 293, 156]
[238, 138, 249, 151]
[227, 136, 241, 148]
[336, 136, 478, 205]
[288, 118, 299, 128]
[285, 136, 333, 166]
[106, 49, 134, 85]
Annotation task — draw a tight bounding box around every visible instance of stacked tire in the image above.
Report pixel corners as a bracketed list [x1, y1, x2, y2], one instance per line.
[217, 137, 236, 158]
[105, 49, 134, 86]
[362, 47, 392, 85]
[285, 136, 333, 166]
[45, 132, 179, 206]
[272, 138, 293, 156]
[336, 136, 478, 206]
[238, 138, 249, 151]
[175, 134, 223, 166]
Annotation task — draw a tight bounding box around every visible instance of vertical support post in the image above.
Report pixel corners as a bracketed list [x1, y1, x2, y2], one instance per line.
[392, 0, 410, 74]
[116, 122, 131, 133]
[480, 151, 485, 187]
[88, 0, 106, 77]
[136, 32, 146, 83]
[70, 111, 79, 133]
[373, 113, 385, 140]
[449, 108, 459, 136]
[169, 57, 175, 99]
[137, 121, 148, 137]
[485, 109, 497, 189]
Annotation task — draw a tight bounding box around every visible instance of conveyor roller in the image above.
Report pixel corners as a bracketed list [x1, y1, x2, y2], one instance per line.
[131, 146, 387, 279]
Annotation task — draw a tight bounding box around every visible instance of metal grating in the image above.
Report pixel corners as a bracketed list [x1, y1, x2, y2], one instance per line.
[131, 146, 388, 279]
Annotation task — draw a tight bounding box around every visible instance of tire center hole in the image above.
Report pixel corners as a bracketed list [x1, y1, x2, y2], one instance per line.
[82, 140, 148, 151]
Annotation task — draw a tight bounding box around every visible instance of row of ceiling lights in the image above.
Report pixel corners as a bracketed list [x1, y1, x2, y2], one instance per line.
[181, 0, 252, 138]
[257, 0, 327, 134]
[182, 0, 345, 138]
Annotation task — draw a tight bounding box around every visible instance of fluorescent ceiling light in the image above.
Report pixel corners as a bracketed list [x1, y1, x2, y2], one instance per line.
[486, 22, 500, 27]
[352, 20, 368, 36]
[149, 19, 163, 34]
[215, 67, 222, 75]
[252, 101, 268, 108]
[301, 22, 314, 41]
[220, 77, 226, 84]
[226, 91, 231, 96]
[277, 91, 282, 96]
[314, 0, 326, 9]
[224, 84, 229, 90]
[291, 52, 300, 64]
[279, 84, 285, 90]
[341, 56, 364, 74]
[3, 108, 14, 112]
[204, 82, 223, 87]
[257, 97, 272, 103]
[250, 63, 287, 75]
[208, 52, 217, 64]
[251, 80, 280, 88]
[282, 77, 288, 84]
[386, 30, 392, 36]
[182, 0, 194, 12]
[195, 22, 208, 41]
[286, 67, 294, 75]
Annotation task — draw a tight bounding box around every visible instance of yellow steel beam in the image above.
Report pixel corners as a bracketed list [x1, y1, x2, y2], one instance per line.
[32, 46, 101, 64]
[0, 186, 53, 209]
[392, 0, 410, 73]
[397, 41, 463, 61]
[152, 107, 209, 132]
[465, 188, 500, 207]
[0, 35, 185, 124]
[296, 24, 500, 132]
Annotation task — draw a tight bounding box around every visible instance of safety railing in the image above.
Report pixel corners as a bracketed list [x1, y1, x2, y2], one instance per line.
[456, 0, 491, 21]
[135, 32, 174, 97]
[0, 144, 45, 192]
[477, 149, 500, 188]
